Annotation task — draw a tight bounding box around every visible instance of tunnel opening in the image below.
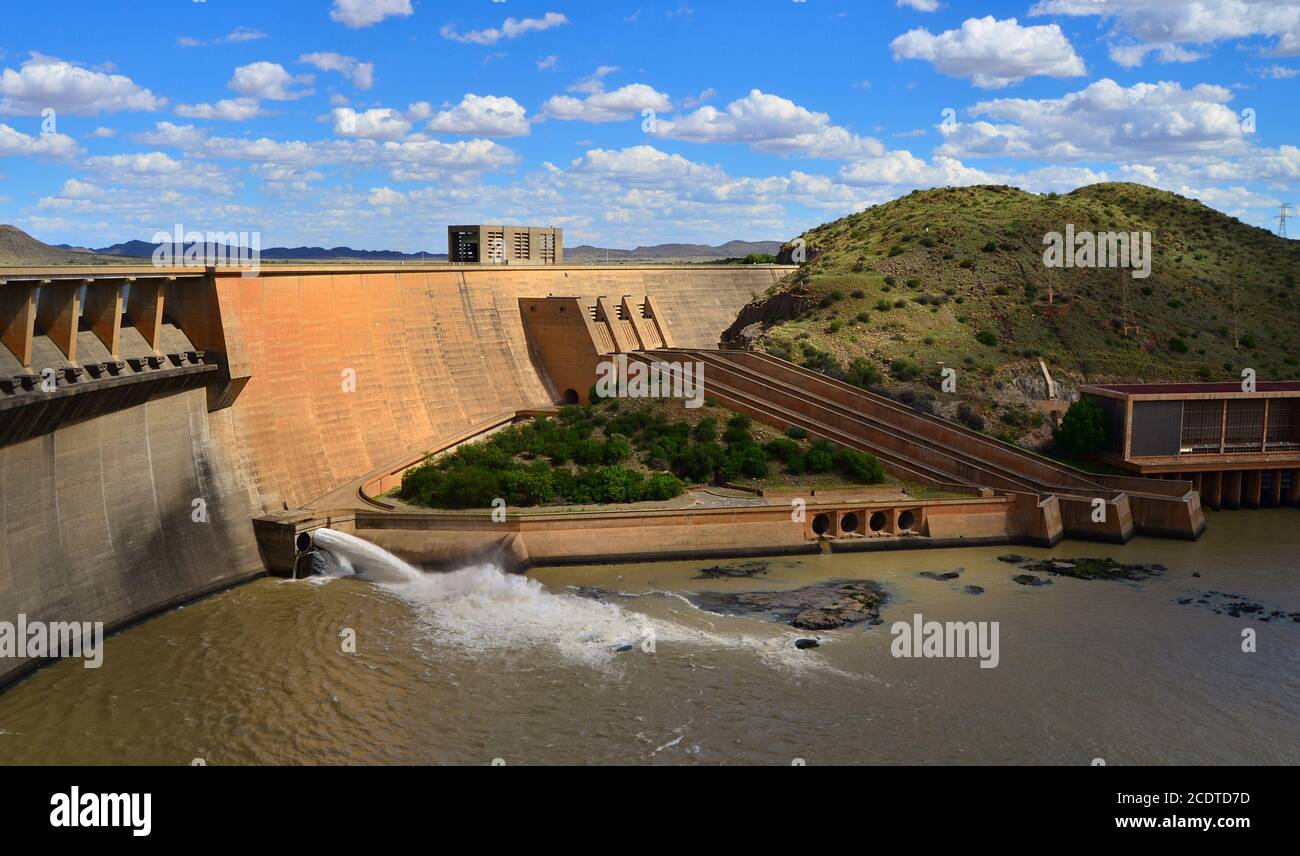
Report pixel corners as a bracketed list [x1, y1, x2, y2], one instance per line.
[869, 511, 887, 532]
[839, 512, 859, 535]
[811, 513, 831, 536]
[562, 388, 580, 405]
[897, 510, 917, 532]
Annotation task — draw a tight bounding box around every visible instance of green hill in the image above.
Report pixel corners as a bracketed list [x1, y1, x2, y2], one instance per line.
[743, 183, 1299, 446]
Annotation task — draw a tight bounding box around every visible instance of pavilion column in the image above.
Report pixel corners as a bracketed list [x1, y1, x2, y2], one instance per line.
[1224, 470, 1243, 509]
[1243, 470, 1262, 509]
[1205, 471, 1223, 510]
[1268, 470, 1283, 506]
[1286, 469, 1300, 506]
[36, 279, 83, 363]
[0, 282, 37, 370]
[127, 279, 167, 353]
[83, 279, 125, 357]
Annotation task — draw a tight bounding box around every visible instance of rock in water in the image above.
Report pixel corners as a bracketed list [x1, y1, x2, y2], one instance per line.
[794, 638, 820, 649]
[1012, 574, 1052, 587]
[964, 585, 985, 595]
[689, 579, 887, 630]
[920, 569, 962, 581]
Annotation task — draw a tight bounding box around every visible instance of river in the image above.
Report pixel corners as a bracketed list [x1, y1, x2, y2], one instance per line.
[0, 509, 1296, 765]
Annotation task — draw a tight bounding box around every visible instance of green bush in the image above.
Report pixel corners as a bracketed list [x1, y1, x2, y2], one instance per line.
[834, 448, 885, 484]
[1054, 398, 1109, 456]
[764, 437, 802, 461]
[975, 330, 998, 347]
[785, 426, 808, 440]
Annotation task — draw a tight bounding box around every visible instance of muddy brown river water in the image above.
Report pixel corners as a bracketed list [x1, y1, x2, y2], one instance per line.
[0, 509, 1296, 765]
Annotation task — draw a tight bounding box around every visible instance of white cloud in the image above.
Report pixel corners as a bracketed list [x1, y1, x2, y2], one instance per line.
[440, 12, 569, 45]
[135, 120, 519, 182]
[83, 151, 185, 175]
[89, 126, 117, 138]
[0, 121, 81, 157]
[568, 66, 620, 95]
[897, 0, 940, 10]
[652, 89, 885, 160]
[178, 27, 268, 47]
[1030, 0, 1300, 60]
[428, 94, 529, 137]
[540, 83, 672, 123]
[229, 62, 314, 101]
[330, 107, 411, 140]
[1260, 64, 1299, 78]
[937, 79, 1249, 162]
[537, 55, 559, 71]
[838, 151, 1000, 186]
[175, 97, 262, 121]
[891, 16, 1086, 88]
[0, 53, 164, 115]
[1109, 42, 1204, 68]
[330, 0, 412, 29]
[299, 52, 375, 90]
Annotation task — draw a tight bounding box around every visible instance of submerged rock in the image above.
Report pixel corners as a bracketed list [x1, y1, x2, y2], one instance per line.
[963, 585, 985, 595]
[690, 579, 887, 631]
[1012, 574, 1052, 587]
[1174, 590, 1297, 623]
[1021, 557, 1165, 582]
[920, 569, 962, 581]
[997, 554, 1027, 564]
[694, 560, 770, 580]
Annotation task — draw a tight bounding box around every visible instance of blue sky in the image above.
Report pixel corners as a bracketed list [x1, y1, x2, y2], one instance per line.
[0, 0, 1296, 251]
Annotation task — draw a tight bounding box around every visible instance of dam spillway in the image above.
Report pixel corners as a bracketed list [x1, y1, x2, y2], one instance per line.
[0, 263, 786, 685]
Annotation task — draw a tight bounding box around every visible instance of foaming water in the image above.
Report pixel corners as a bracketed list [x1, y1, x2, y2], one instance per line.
[311, 529, 423, 583]
[312, 529, 834, 672]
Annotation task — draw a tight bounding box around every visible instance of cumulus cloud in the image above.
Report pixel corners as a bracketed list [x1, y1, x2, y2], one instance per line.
[540, 82, 672, 123]
[330, 0, 412, 29]
[229, 62, 314, 101]
[133, 120, 519, 182]
[0, 53, 165, 115]
[427, 94, 529, 137]
[440, 12, 569, 45]
[0, 121, 81, 157]
[838, 151, 1000, 186]
[175, 97, 262, 121]
[937, 79, 1249, 162]
[1029, 0, 1300, 60]
[651, 89, 885, 160]
[891, 16, 1086, 88]
[299, 52, 375, 90]
[330, 107, 411, 140]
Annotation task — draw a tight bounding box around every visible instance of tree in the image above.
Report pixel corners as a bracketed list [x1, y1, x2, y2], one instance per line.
[1054, 399, 1109, 456]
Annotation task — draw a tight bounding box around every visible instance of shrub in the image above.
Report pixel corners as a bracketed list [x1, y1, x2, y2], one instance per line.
[834, 448, 885, 484]
[764, 437, 802, 461]
[975, 330, 998, 347]
[785, 426, 808, 440]
[1054, 399, 1109, 456]
[846, 357, 882, 388]
[1168, 337, 1189, 354]
[691, 418, 717, 443]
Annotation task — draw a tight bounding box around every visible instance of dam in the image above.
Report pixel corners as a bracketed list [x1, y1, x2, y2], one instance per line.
[0, 261, 1214, 686]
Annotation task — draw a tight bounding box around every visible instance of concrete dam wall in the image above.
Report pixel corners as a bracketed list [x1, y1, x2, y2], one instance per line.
[0, 264, 781, 684]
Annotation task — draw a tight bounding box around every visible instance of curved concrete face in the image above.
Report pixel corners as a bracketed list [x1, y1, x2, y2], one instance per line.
[0, 387, 263, 685]
[210, 267, 778, 509]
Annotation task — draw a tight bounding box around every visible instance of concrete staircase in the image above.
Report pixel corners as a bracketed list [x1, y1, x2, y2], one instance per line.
[630, 348, 1205, 542]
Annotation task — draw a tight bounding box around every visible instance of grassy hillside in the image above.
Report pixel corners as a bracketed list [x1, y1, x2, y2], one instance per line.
[751, 183, 1299, 445]
[0, 224, 135, 266]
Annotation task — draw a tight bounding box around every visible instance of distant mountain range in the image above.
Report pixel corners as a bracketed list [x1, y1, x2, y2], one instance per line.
[1, 224, 783, 266]
[55, 239, 447, 262]
[565, 240, 782, 260]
